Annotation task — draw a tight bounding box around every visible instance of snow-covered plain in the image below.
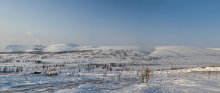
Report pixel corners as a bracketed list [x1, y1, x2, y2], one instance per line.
[1, 46, 220, 93]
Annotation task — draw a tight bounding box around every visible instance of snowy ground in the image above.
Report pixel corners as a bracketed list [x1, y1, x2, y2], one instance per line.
[0, 46, 220, 93]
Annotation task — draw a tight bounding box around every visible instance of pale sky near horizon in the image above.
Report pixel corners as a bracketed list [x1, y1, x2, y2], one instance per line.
[1, 0, 220, 50]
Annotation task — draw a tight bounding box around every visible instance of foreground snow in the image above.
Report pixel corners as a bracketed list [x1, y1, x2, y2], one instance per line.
[1, 46, 220, 93]
[54, 67, 220, 93]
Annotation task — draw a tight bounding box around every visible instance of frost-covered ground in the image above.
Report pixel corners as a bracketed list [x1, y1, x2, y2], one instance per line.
[0, 46, 220, 93]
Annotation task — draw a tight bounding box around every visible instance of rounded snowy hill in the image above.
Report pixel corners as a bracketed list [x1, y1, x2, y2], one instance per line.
[4, 45, 29, 52]
[149, 46, 220, 65]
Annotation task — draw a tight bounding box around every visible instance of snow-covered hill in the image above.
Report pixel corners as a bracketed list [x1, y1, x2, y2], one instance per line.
[149, 46, 220, 65]
[2, 43, 146, 53]
[4, 44, 220, 65]
[150, 46, 220, 57]
[207, 48, 220, 51]
[0, 45, 149, 64]
[4, 45, 29, 52]
[44, 44, 143, 52]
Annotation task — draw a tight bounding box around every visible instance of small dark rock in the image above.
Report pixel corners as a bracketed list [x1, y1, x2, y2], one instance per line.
[31, 72, 41, 74]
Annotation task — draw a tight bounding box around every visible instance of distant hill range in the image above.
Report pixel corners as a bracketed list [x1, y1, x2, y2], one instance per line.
[2, 43, 144, 53]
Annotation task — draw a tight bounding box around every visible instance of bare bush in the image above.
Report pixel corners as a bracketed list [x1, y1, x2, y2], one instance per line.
[139, 68, 151, 83]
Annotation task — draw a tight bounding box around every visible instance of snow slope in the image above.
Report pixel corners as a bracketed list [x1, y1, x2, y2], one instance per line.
[149, 46, 220, 65]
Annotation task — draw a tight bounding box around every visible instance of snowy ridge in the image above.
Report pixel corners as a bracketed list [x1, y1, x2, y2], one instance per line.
[91, 46, 141, 50]
[3, 43, 144, 52]
[45, 44, 142, 52]
[150, 46, 220, 58]
[44, 43, 79, 52]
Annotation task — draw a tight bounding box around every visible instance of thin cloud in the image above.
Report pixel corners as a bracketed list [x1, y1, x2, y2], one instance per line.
[25, 31, 40, 45]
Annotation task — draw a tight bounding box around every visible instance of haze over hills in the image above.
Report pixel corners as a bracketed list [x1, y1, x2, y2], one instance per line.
[2, 43, 146, 52]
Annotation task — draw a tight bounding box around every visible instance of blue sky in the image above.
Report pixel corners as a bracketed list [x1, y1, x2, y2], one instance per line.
[1, 0, 220, 49]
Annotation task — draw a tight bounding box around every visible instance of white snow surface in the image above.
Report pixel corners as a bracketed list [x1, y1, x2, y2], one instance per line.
[1, 45, 220, 93]
[149, 46, 220, 65]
